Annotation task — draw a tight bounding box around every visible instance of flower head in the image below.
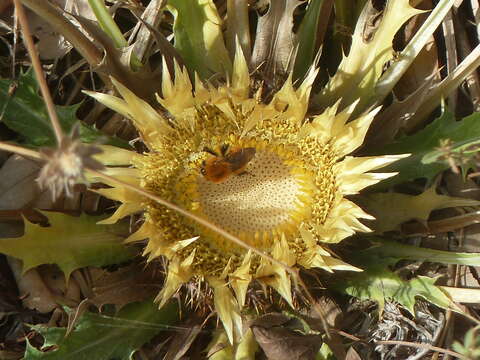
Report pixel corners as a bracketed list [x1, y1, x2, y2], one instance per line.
[86, 49, 405, 343]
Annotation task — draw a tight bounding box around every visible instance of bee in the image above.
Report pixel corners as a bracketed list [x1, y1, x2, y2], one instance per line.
[200, 144, 256, 183]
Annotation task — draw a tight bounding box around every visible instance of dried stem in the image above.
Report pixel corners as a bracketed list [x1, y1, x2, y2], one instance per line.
[0, 141, 42, 160]
[13, 0, 63, 143]
[374, 340, 468, 360]
[410, 43, 480, 128]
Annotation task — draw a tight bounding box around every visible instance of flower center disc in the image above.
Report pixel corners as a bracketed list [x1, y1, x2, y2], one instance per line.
[197, 149, 313, 247]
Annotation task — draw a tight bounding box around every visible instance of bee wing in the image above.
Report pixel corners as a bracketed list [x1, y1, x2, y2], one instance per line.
[227, 148, 256, 172]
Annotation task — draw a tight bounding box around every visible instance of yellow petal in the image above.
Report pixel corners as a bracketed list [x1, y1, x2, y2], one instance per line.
[98, 203, 143, 224]
[210, 277, 243, 344]
[272, 73, 307, 124]
[125, 220, 151, 243]
[231, 41, 250, 99]
[300, 243, 362, 272]
[323, 256, 362, 272]
[318, 198, 373, 243]
[158, 59, 195, 120]
[95, 185, 141, 203]
[256, 235, 294, 307]
[333, 107, 381, 156]
[83, 91, 132, 120]
[110, 78, 171, 147]
[335, 154, 409, 194]
[229, 251, 252, 308]
[94, 145, 139, 166]
[87, 167, 140, 185]
[337, 155, 409, 175]
[156, 252, 195, 308]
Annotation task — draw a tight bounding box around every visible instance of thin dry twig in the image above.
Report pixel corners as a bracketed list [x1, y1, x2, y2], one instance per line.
[0, 141, 42, 160]
[442, 9, 458, 111]
[12, 0, 64, 143]
[374, 340, 469, 360]
[411, 43, 480, 125]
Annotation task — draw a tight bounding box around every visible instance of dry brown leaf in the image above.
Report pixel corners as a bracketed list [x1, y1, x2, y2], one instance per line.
[164, 318, 203, 360]
[7, 257, 57, 313]
[73, 15, 162, 102]
[0, 155, 96, 214]
[39, 265, 81, 306]
[456, 223, 480, 253]
[456, 266, 480, 289]
[129, 0, 183, 75]
[363, 75, 435, 150]
[130, 0, 167, 61]
[251, 0, 301, 81]
[444, 172, 480, 201]
[307, 298, 346, 359]
[0, 217, 24, 238]
[251, 313, 322, 360]
[345, 346, 362, 360]
[0, 155, 44, 210]
[25, 0, 95, 60]
[89, 264, 159, 310]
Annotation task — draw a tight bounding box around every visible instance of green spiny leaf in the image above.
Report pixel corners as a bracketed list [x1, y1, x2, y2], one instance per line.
[293, 0, 324, 81]
[333, 265, 459, 314]
[0, 212, 134, 279]
[358, 185, 480, 233]
[370, 110, 480, 189]
[25, 300, 179, 360]
[0, 69, 128, 148]
[315, 0, 423, 113]
[362, 239, 480, 267]
[166, 0, 232, 79]
[451, 326, 480, 359]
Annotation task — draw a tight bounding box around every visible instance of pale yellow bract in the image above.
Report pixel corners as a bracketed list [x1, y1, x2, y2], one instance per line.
[86, 47, 406, 344]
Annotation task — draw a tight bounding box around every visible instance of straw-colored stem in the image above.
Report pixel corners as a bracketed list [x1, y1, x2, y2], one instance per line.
[0, 142, 42, 160]
[14, 0, 64, 143]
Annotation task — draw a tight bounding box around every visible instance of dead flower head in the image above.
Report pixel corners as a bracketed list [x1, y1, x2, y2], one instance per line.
[37, 124, 104, 200]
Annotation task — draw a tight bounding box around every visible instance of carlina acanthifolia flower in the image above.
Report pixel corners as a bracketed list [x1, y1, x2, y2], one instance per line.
[85, 47, 406, 343]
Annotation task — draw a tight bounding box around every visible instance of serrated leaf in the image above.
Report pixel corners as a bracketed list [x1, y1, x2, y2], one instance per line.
[0, 69, 128, 148]
[315, 0, 423, 112]
[333, 265, 460, 314]
[371, 111, 480, 189]
[373, 0, 452, 104]
[250, 0, 300, 78]
[0, 212, 134, 279]
[25, 300, 179, 360]
[363, 239, 480, 267]
[358, 185, 480, 233]
[451, 327, 480, 358]
[166, 0, 232, 79]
